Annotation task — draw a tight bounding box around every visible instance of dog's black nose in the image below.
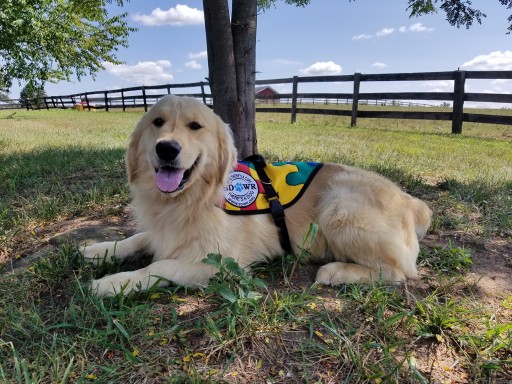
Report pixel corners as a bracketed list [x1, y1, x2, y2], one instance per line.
[156, 140, 181, 162]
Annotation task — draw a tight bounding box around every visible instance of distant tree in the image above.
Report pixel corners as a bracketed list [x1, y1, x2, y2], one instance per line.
[0, 91, 10, 102]
[204, 0, 512, 158]
[19, 83, 47, 109]
[0, 0, 136, 91]
[406, 0, 512, 33]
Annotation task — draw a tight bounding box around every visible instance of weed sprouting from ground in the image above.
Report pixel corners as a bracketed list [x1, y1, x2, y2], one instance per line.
[203, 253, 267, 307]
[418, 241, 472, 274]
[287, 223, 318, 284]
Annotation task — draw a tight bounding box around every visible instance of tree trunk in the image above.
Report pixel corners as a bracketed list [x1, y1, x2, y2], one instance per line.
[232, 0, 257, 157]
[203, 0, 258, 159]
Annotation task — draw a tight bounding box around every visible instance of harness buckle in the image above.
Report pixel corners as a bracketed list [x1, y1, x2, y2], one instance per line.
[265, 193, 280, 203]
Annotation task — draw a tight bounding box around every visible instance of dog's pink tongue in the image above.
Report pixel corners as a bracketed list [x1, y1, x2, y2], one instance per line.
[156, 168, 185, 193]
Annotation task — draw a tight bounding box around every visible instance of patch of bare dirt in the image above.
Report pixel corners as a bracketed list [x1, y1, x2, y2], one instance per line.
[420, 232, 512, 300]
[1, 207, 137, 274]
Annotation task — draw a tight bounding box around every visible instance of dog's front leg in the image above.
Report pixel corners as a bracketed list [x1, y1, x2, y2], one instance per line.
[82, 232, 149, 265]
[91, 259, 218, 296]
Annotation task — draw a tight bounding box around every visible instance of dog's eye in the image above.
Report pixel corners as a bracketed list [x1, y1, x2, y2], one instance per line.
[188, 121, 202, 130]
[153, 117, 165, 127]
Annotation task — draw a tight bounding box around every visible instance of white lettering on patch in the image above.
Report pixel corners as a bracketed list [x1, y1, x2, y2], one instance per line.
[224, 171, 259, 208]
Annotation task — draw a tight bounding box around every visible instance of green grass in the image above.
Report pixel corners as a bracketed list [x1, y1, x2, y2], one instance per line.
[0, 108, 511, 383]
[257, 112, 512, 239]
[0, 110, 139, 260]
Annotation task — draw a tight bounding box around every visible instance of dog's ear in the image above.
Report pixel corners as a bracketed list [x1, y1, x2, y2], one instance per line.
[216, 117, 238, 184]
[126, 124, 143, 184]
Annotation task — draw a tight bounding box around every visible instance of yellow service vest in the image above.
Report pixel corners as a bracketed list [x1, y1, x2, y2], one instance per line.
[223, 161, 323, 214]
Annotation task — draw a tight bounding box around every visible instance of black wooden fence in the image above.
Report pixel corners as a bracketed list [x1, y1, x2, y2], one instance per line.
[255, 70, 512, 134]
[2, 70, 512, 134]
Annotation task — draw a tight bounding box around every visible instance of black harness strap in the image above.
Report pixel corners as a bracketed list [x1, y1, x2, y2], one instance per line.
[243, 154, 293, 255]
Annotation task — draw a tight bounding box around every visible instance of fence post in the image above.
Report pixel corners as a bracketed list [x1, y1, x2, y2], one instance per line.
[121, 90, 126, 112]
[167, 84, 171, 95]
[452, 70, 466, 134]
[351, 72, 361, 127]
[291, 76, 299, 123]
[201, 82, 207, 104]
[104, 91, 109, 112]
[142, 86, 147, 112]
[84, 93, 91, 111]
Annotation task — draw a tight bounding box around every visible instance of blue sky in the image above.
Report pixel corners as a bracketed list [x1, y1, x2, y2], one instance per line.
[9, 1, 512, 103]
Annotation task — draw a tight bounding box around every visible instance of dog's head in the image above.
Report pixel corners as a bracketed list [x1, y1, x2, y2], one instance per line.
[126, 96, 237, 199]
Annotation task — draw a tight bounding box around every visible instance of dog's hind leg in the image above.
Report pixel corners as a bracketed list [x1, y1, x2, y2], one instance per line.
[315, 261, 405, 286]
[315, 193, 419, 286]
[82, 232, 149, 265]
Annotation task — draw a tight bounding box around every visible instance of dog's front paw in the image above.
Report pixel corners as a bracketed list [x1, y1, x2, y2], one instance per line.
[316, 262, 398, 285]
[315, 262, 370, 286]
[315, 262, 345, 286]
[91, 272, 140, 296]
[81, 242, 116, 266]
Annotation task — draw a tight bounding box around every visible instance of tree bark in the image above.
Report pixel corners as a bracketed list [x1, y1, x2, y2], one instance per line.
[232, 0, 258, 157]
[203, 0, 258, 159]
[203, 0, 237, 125]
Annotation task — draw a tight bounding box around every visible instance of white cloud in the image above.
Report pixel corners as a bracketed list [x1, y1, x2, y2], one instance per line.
[300, 61, 342, 76]
[102, 60, 174, 85]
[491, 79, 512, 85]
[372, 62, 387, 68]
[461, 51, 512, 70]
[188, 50, 208, 60]
[421, 80, 453, 89]
[132, 4, 204, 26]
[352, 33, 372, 40]
[482, 89, 510, 95]
[489, 79, 512, 93]
[273, 58, 304, 66]
[185, 60, 202, 69]
[399, 22, 433, 33]
[376, 27, 394, 37]
[419, 80, 454, 93]
[356, 23, 432, 40]
[410, 22, 433, 32]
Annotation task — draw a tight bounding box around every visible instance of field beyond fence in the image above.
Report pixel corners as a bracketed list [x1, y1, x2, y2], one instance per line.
[2, 70, 512, 134]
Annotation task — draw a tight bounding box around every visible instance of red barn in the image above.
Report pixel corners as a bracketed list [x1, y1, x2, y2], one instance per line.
[255, 86, 280, 104]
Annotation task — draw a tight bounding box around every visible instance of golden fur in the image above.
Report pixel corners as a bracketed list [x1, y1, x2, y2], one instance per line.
[83, 95, 432, 296]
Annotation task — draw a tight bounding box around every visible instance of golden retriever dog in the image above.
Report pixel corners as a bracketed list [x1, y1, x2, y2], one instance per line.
[83, 95, 432, 296]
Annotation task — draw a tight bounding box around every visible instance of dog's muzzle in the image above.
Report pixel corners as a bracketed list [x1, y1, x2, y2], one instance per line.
[154, 140, 195, 193]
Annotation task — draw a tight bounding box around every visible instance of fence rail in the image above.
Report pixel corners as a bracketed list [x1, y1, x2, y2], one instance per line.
[1, 70, 511, 134]
[254, 70, 512, 133]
